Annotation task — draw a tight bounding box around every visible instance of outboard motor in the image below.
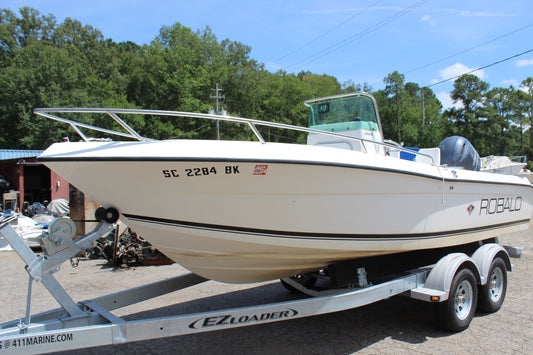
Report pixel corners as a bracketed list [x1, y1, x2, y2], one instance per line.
[438, 136, 480, 171]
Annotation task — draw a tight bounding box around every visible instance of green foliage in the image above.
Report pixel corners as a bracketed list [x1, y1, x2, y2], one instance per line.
[376, 73, 445, 148]
[0, 6, 531, 161]
[442, 74, 530, 157]
[0, 7, 56, 62]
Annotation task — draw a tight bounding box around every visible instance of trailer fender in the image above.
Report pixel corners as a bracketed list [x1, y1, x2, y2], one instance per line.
[410, 253, 480, 302]
[471, 244, 511, 285]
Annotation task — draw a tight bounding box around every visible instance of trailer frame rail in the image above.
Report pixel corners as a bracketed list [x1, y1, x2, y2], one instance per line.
[0, 215, 514, 354]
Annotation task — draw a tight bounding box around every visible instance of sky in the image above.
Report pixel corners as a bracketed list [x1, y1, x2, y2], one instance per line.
[3, 0, 533, 109]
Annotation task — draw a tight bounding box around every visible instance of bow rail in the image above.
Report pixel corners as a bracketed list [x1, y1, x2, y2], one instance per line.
[34, 108, 436, 165]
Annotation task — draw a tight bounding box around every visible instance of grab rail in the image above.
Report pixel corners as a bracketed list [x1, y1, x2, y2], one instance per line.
[33, 108, 436, 165]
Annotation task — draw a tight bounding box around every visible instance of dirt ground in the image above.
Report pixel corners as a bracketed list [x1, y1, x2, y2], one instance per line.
[0, 227, 532, 354]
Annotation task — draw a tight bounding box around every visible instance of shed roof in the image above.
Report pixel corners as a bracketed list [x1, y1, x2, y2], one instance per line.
[0, 149, 43, 161]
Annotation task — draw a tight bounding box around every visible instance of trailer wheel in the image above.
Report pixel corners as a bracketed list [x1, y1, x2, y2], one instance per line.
[436, 267, 478, 332]
[478, 257, 507, 313]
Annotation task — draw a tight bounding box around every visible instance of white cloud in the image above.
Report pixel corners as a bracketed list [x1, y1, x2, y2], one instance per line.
[500, 79, 520, 88]
[432, 64, 491, 111]
[297, 6, 404, 15]
[421, 15, 437, 26]
[438, 63, 488, 81]
[519, 83, 531, 94]
[430, 63, 488, 87]
[516, 58, 533, 67]
[265, 61, 283, 72]
[436, 91, 463, 111]
[438, 8, 513, 18]
[455, 10, 509, 18]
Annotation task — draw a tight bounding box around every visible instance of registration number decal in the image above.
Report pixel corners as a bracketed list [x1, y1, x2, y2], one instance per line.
[162, 166, 239, 178]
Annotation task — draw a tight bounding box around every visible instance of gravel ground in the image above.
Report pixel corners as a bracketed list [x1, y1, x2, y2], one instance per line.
[0, 227, 532, 354]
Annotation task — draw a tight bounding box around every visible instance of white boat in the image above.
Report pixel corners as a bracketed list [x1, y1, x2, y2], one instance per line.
[480, 155, 533, 184]
[481, 155, 527, 176]
[0, 212, 47, 250]
[34, 93, 533, 283]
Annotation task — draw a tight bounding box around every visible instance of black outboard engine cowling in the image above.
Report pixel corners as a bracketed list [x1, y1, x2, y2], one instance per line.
[438, 136, 481, 171]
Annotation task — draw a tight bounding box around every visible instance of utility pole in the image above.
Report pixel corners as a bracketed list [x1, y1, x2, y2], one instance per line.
[210, 84, 225, 140]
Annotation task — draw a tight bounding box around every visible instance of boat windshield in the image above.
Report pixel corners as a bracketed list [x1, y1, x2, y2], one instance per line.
[308, 94, 379, 133]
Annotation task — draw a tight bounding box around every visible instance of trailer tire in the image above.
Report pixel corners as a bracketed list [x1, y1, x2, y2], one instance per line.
[436, 267, 477, 332]
[478, 257, 507, 313]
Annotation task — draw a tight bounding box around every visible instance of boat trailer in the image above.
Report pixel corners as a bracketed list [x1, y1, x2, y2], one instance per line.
[0, 211, 516, 354]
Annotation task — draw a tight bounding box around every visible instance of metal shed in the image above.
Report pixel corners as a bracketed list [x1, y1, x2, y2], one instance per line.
[0, 149, 69, 211]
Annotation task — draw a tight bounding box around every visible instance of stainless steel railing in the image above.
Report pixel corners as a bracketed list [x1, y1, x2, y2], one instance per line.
[34, 108, 436, 165]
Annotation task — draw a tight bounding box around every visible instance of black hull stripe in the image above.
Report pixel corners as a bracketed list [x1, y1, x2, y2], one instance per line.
[123, 213, 530, 241]
[38, 156, 533, 188]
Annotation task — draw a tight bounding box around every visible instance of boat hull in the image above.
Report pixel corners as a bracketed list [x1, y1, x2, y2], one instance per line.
[38, 140, 533, 283]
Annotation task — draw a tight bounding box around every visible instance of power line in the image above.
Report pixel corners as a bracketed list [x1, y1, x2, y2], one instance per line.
[425, 48, 533, 88]
[274, 0, 383, 63]
[284, 0, 427, 70]
[366, 22, 533, 89]
[404, 22, 533, 75]
[283, 0, 428, 71]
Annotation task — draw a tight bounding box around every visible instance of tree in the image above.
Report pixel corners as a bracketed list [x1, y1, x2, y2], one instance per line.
[0, 7, 55, 63]
[485, 87, 515, 155]
[341, 79, 372, 93]
[511, 88, 529, 153]
[383, 71, 405, 142]
[444, 74, 490, 154]
[376, 73, 444, 147]
[0, 9, 132, 148]
[520, 78, 533, 149]
[418, 87, 445, 147]
[0, 6, 532, 156]
[0, 43, 87, 147]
